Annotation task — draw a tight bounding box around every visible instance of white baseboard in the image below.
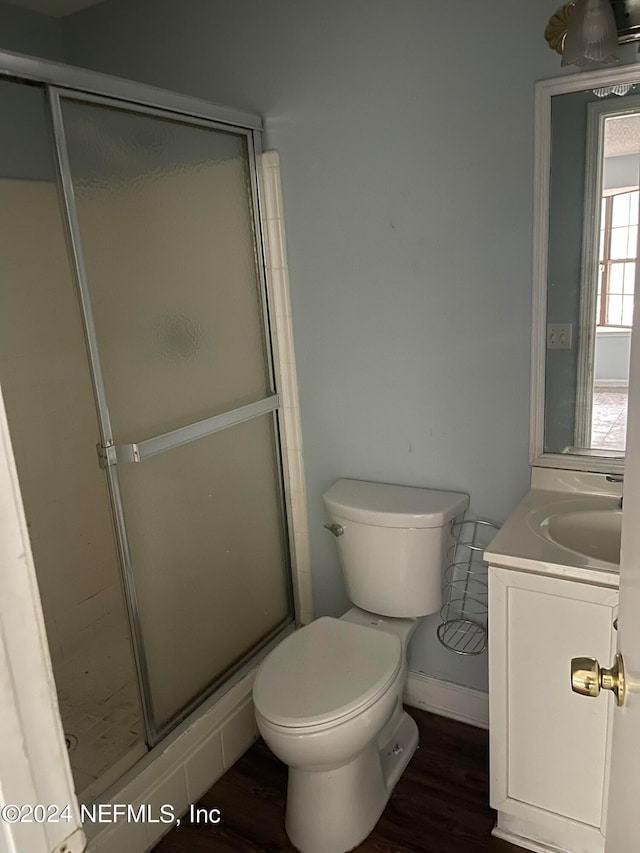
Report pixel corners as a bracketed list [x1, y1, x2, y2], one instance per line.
[492, 825, 567, 853]
[594, 379, 628, 388]
[494, 810, 604, 853]
[404, 671, 489, 730]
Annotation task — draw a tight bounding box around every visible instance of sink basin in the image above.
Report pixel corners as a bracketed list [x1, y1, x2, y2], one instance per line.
[545, 509, 621, 565]
[526, 496, 621, 569]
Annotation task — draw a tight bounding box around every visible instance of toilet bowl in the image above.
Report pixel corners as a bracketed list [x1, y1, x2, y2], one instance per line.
[253, 479, 469, 853]
[253, 613, 418, 853]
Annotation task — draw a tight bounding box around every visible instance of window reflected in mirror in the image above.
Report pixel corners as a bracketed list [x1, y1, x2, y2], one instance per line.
[592, 118, 639, 452]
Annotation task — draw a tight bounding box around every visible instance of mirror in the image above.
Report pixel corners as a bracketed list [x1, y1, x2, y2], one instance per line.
[532, 65, 640, 473]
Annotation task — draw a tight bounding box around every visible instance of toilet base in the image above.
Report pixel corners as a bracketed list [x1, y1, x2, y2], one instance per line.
[285, 708, 419, 853]
[379, 706, 419, 793]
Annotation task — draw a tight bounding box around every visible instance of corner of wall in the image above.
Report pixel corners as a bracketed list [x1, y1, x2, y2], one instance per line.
[0, 2, 66, 63]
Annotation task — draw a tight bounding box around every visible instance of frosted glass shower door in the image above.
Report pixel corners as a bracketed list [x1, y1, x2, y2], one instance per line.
[51, 91, 293, 740]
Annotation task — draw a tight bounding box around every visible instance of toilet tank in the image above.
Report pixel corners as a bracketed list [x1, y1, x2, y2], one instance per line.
[323, 479, 469, 618]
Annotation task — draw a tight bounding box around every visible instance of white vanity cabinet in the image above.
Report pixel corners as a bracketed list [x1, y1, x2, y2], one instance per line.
[489, 564, 618, 853]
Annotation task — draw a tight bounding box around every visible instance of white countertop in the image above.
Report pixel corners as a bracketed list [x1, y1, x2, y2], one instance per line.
[485, 486, 620, 587]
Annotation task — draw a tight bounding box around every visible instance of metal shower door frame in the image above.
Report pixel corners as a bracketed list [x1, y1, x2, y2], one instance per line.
[44, 84, 292, 746]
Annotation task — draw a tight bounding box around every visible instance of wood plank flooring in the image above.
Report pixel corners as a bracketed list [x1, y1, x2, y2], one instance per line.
[152, 707, 523, 852]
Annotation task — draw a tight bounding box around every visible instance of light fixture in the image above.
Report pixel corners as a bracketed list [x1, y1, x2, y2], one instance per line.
[545, 0, 619, 67]
[545, 3, 576, 54]
[563, 0, 619, 65]
[593, 82, 634, 95]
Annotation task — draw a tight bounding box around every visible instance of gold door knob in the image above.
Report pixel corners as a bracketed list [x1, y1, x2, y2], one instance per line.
[571, 653, 625, 706]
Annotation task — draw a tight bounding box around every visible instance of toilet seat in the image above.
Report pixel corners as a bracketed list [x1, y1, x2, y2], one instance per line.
[253, 616, 402, 730]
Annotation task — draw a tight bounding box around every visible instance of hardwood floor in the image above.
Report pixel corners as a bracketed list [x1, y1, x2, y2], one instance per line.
[152, 707, 523, 852]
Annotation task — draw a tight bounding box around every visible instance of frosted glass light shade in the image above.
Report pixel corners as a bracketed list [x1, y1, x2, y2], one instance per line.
[562, 0, 619, 67]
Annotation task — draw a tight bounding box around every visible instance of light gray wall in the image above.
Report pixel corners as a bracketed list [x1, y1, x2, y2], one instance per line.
[595, 330, 632, 382]
[0, 1, 65, 61]
[604, 152, 640, 190]
[0, 5, 65, 187]
[0, 77, 58, 181]
[57, 0, 564, 692]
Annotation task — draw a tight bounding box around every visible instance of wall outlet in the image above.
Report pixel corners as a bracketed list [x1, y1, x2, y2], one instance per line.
[547, 323, 573, 350]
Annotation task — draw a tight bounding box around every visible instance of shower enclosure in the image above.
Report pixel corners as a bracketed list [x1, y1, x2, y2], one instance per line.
[0, 65, 293, 802]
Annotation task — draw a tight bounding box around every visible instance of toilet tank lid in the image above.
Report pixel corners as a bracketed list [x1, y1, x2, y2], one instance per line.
[323, 479, 469, 528]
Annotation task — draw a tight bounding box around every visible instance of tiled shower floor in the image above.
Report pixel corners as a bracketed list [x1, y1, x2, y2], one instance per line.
[55, 623, 147, 803]
[591, 385, 628, 451]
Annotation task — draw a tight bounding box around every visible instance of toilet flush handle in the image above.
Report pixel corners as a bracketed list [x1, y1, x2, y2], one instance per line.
[324, 522, 344, 537]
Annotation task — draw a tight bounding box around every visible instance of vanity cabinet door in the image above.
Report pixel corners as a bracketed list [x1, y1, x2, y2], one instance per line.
[489, 566, 618, 846]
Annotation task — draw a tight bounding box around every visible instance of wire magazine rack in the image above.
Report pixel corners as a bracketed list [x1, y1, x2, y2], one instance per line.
[436, 518, 499, 656]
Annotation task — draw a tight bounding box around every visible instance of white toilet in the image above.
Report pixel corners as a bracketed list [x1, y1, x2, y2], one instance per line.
[253, 478, 468, 853]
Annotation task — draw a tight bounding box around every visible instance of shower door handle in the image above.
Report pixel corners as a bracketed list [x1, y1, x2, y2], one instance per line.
[96, 395, 280, 469]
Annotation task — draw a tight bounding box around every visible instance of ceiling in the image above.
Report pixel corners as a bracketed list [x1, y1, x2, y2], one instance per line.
[7, 0, 105, 17]
[605, 114, 640, 157]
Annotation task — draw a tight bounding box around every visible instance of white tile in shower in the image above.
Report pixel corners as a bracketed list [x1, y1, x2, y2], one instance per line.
[145, 774, 190, 849]
[266, 266, 291, 321]
[287, 450, 307, 500]
[272, 319, 295, 370]
[260, 162, 282, 222]
[185, 730, 224, 803]
[88, 802, 149, 853]
[282, 406, 303, 456]
[259, 151, 312, 614]
[265, 216, 288, 270]
[221, 699, 258, 769]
